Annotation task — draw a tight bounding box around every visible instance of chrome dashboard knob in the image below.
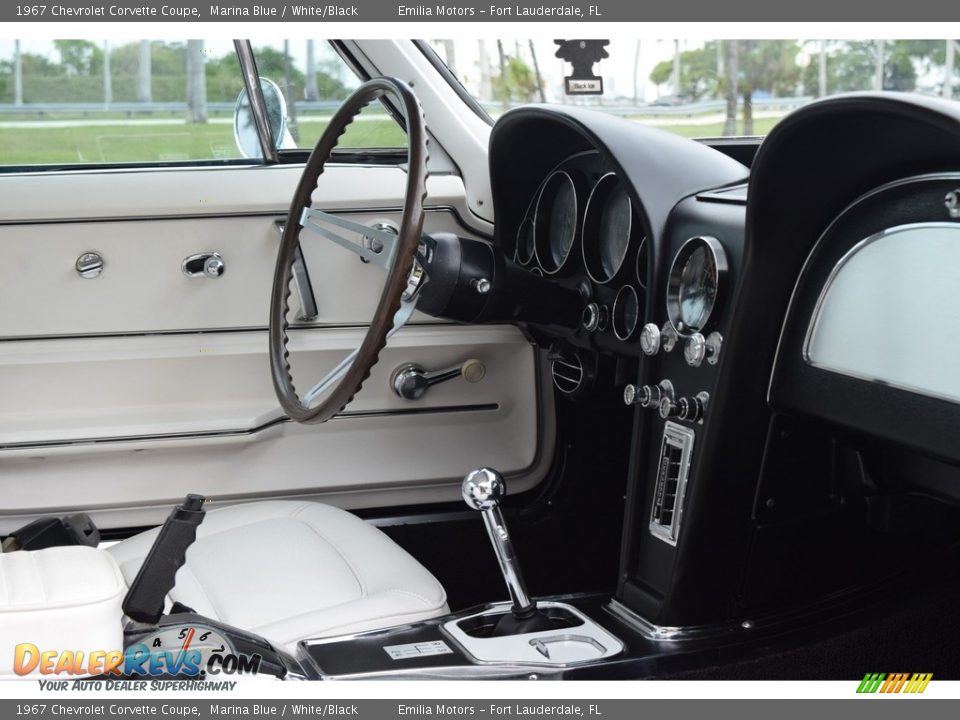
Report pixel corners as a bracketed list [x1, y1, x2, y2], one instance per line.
[639, 323, 661, 355]
[659, 396, 680, 420]
[705, 332, 723, 365]
[684, 333, 707, 367]
[582, 303, 600, 332]
[623, 384, 642, 406]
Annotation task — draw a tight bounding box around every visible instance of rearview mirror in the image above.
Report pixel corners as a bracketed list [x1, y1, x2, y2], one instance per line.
[233, 77, 296, 158]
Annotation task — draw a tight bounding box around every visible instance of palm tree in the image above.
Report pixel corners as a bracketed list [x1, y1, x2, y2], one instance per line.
[185, 40, 207, 124]
[13, 39, 22, 106]
[305, 40, 319, 101]
[723, 40, 738, 136]
[138, 40, 151, 103]
[102, 40, 112, 108]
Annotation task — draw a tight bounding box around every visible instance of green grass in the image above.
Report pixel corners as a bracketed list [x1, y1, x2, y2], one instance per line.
[0, 113, 777, 166]
[646, 115, 782, 138]
[0, 118, 406, 165]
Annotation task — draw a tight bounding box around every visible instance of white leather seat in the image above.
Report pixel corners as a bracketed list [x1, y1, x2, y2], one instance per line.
[108, 501, 448, 654]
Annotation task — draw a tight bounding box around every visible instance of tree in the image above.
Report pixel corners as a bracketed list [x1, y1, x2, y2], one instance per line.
[737, 40, 802, 134]
[802, 40, 929, 95]
[722, 40, 738, 135]
[649, 41, 721, 100]
[491, 54, 540, 104]
[185, 40, 207, 124]
[54, 40, 102, 76]
[138, 40, 151, 103]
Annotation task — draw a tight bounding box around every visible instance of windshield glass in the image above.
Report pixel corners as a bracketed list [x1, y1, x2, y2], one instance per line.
[429, 39, 957, 138]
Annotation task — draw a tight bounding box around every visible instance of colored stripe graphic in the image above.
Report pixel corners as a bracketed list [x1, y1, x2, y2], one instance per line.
[857, 672, 931, 694]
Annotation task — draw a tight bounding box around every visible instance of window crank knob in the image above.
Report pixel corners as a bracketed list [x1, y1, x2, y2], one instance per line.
[204, 255, 225, 278]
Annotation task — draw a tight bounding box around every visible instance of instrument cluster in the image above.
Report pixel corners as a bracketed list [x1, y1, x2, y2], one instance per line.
[511, 151, 649, 352]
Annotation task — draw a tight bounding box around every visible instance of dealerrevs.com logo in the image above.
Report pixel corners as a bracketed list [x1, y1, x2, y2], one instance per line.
[856, 673, 933, 694]
[13, 623, 261, 678]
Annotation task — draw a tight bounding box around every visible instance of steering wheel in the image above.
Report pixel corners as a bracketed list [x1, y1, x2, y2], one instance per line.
[269, 77, 428, 424]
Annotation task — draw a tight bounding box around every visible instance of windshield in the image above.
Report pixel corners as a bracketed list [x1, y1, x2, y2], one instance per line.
[429, 39, 958, 138]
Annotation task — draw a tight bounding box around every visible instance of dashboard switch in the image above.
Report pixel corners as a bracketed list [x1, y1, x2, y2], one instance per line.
[678, 392, 710, 423]
[640, 323, 661, 355]
[659, 396, 680, 420]
[684, 333, 707, 367]
[705, 332, 723, 365]
[582, 303, 601, 332]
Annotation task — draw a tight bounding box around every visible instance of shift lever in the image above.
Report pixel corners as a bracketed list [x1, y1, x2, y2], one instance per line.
[463, 468, 553, 635]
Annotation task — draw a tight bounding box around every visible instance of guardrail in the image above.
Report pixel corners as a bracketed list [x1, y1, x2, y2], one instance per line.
[0, 96, 813, 118]
[0, 100, 345, 115]
[480, 96, 813, 117]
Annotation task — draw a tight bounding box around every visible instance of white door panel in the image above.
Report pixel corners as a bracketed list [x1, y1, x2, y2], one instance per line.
[0, 164, 548, 528]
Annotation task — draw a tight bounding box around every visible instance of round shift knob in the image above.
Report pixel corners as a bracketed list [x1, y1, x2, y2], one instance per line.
[462, 468, 506, 510]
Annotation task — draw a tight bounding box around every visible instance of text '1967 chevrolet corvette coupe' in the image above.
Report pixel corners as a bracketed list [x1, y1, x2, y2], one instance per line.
[1, 38, 960, 681]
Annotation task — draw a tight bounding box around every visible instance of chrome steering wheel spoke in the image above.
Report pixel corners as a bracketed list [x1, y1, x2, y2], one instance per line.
[299, 207, 398, 269]
[301, 296, 418, 407]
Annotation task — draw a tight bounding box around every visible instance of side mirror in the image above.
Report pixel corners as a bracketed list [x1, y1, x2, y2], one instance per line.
[233, 77, 296, 158]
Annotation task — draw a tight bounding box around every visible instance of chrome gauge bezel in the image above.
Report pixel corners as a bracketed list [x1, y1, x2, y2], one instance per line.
[612, 284, 640, 341]
[582, 172, 633, 284]
[635, 236, 648, 289]
[666, 235, 728, 336]
[515, 216, 536, 266]
[534, 170, 579, 275]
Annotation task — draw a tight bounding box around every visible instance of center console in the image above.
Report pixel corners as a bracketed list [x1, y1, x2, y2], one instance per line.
[297, 468, 625, 679]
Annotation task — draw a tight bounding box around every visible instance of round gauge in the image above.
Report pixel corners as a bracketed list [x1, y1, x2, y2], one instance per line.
[582, 173, 633, 284]
[534, 171, 579, 274]
[126, 623, 235, 677]
[635, 236, 648, 289]
[666, 236, 728, 335]
[516, 217, 535, 265]
[612, 285, 640, 341]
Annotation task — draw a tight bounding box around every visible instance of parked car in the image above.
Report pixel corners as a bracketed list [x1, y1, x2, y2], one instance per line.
[2, 39, 960, 681]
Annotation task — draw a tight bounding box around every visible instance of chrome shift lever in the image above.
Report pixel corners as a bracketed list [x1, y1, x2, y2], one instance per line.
[462, 468, 536, 617]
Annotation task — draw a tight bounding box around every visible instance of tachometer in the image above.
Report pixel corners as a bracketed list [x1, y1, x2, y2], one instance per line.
[583, 173, 633, 284]
[534, 170, 579, 274]
[666, 236, 728, 335]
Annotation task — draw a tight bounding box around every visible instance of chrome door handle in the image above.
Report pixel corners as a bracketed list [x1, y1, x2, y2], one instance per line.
[182, 252, 225, 279]
[390, 359, 486, 401]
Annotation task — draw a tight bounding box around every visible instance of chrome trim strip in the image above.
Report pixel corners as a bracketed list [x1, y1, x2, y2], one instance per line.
[767, 171, 960, 405]
[0, 403, 499, 453]
[605, 599, 744, 642]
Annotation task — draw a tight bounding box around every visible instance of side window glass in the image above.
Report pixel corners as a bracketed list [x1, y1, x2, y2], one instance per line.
[248, 40, 406, 151]
[0, 39, 249, 167]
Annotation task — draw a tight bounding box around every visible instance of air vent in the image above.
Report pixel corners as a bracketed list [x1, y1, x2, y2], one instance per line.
[649, 422, 696, 546]
[551, 352, 585, 396]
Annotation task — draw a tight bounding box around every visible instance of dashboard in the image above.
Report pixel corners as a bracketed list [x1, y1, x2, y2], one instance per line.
[485, 94, 960, 635]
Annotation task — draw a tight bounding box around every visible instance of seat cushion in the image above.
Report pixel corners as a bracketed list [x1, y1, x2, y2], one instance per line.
[0, 546, 125, 678]
[108, 501, 448, 653]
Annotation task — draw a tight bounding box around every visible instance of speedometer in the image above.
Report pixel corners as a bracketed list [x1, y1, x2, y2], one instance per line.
[583, 173, 634, 284]
[666, 236, 728, 335]
[534, 170, 579, 274]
